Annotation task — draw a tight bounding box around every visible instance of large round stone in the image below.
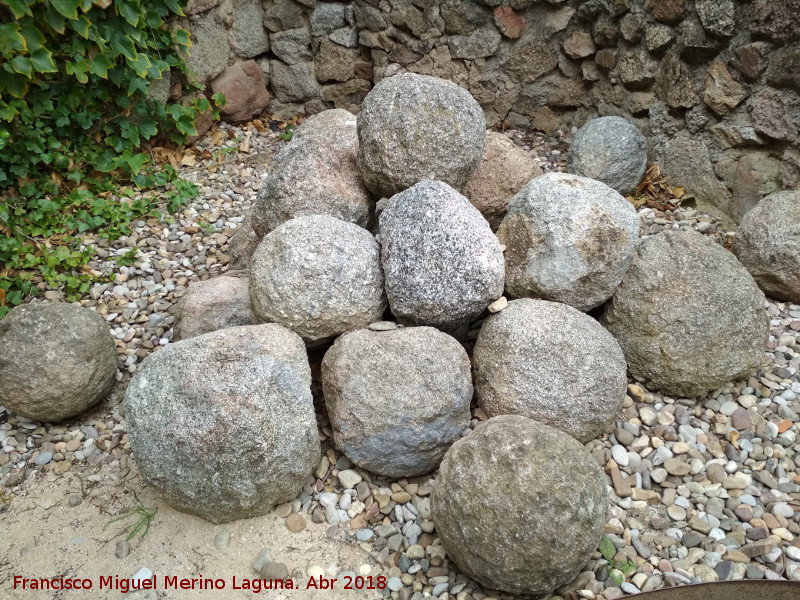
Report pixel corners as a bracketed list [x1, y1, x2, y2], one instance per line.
[732, 191, 800, 302]
[567, 116, 647, 193]
[432, 415, 606, 596]
[497, 172, 639, 311]
[473, 299, 626, 443]
[0, 302, 117, 422]
[173, 275, 256, 341]
[322, 326, 472, 477]
[379, 180, 505, 332]
[251, 109, 373, 239]
[250, 215, 386, 347]
[125, 324, 319, 524]
[601, 231, 768, 398]
[356, 73, 485, 198]
[462, 130, 542, 230]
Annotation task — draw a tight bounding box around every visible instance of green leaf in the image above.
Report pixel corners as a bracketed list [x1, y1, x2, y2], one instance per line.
[163, 0, 184, 16]
[127, 77, 148, 96]
[0, 23, 27, 54]
[50, 0, 81, 20]
[87, 53, 112, 78]
[20, 23, 46, 53]
[600, 536, 615, 562]
[0, 70, 29, 97]
[126, 53, 152, 78]
[173, 28, 190, 49]
[111, 35, 137, 61]
[70, 14, 92, 39]
[211, 93, 226, 108]
[4, 0, 32, 19]
[30, 48, 57, 74]
[43, 5, 67, 34]
[138, 119, 157, 139]
[65, 59, 90, 84]
[118, 0, 141, 26]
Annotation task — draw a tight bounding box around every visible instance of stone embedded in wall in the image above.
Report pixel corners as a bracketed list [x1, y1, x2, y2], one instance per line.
[628, 92, 655, 116]
[645, 0, 685, 24]
[353, 4, 386, 31]
[388, 1, 430, 38]
[592, 15, 618, 47]
[263, 0, 306, 33]
[750, 88, 800, 142]
[270, 60, 319, 103]
[407, 44, 469, 88]
[447, 24, 502, 59]
[504, 40, 558, 84]
[513, 74, 587, 114]
[710, 116, 764, 149]
[749, 0, 800, 43]
[320, 79, 373, 112]
[210, 61, 271, 123]
[441, 0, 492, 35]
[618, 48, 658, 90]
[696, 0, 735, 38]
[183, 16, 229, 84]
[467, 66, 519, 126]
[546, 5, 575, 33]
[766, 45, 800, 91]
[595, 48, 618, 70]
[576, 0, 608, 21]
[677, 16, 721, 63]
[315, 39, 361, 83]
[530, 106, 559, 133]
[493, 6, 528, 39]
[563, 31, 596, 59]
[310, 2, 347, 36]
[664, 134, 730, 214]
[329, 27, 359, 48]
[619, 12, 644, 43]
[729, 153, 782, 222]
[231, 0, 270, 59]
[735, 42, 772, 81]
[269, 27, 312, 65]
[703, 61, 747, 115]
[654, 51, 698, 109]
[185, 0, 221, 16]
[781, 148, 800, 188]
[645, 24, 674, 54]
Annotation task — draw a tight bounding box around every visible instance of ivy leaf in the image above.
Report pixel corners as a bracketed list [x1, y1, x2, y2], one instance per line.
[30, 48, 57, 74]
[138, 119, 157, 139]
[211, 93, 226, 108]
[118, 0, 141, 26]
[50, 0, 81, 20]
[0, 102, 20, 121]
[70, 14, 92, 39]
[94, 0, 112, 8]
[20, 23, 46, 53]
[110, 34, 137, 61]
[65, 59, 90, 84]
[10, 56, 33, 78]
[4, 0, 33, 19]
[126, 53, 152, 78]
[43, 5, 67, 34]
[0, 70, 29, 98]
[162, 0, 184, 16]
[0, 23, 27, 54]
[127, 76, 148, 96]
[173, 28, 191, 50]
[87, 53, 112, 78]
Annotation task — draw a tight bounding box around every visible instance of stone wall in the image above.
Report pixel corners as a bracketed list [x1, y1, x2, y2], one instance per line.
[178, 0, 800, 224]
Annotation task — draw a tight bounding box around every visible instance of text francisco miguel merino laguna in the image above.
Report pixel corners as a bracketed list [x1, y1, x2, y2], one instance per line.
[13, 573, 389, 593]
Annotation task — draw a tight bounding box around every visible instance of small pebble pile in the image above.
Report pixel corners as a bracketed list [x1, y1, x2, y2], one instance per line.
[1, 72, 799, 600]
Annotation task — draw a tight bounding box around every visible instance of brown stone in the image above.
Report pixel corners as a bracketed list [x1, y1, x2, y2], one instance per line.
[729, 153, 781, 222]
[735, 43, 772, 81]
[723, 549, 750, 563]
[595, 48, 618, 70]
[65, 439, 81, 453]
[631, 489, 659, 503]
[493, 6, 528, 39]
[563, 31, 596, 59]
[655, 52, 699, 109]
[529, 106, 559, 133]
[703, 61, 747, 115]
[688, 515, 712, 534]
[742, 540, 777, 558]
[609, 466, 633, 498]
[315, 39, 361, 83]
[646, 0, 685, 24]
[173, 275, 257, 341]
[210, 61, 270, 123]
[766, 45, 800, 91]
[750, 88, 800, 141]
[749, 0, 800, 43]
[664, 457, 692, 476]
[504, 40, 558, 84]
[285, 513, 306, 533]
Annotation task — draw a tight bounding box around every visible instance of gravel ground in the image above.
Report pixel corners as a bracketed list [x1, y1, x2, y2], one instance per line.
[1, 120, 799, 600]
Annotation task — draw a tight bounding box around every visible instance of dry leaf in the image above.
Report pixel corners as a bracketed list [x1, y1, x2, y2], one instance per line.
[672, 186, 685, 199]
[0, 289, 6, 305]
[180, 153, 196, 167]
[729, 429, 740, 450]
[211, 129, 225, 145]
[201, 150, 213, 160]
[252, 119, 265, 132]
[239, 131, 252, 153]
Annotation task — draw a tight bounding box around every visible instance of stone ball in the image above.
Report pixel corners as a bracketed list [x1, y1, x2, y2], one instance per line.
[601, 230, 768, 398]
[567, 115, 647, 193]
[732, 190, 800, 302]
[251, 109, 374, 239]
[125, 324, 320, 524]
[250, 215, 386, 347]
[432, 415, 606, 596]
[173, 275, 256, 341]
[497, 172, 639, 311]
[379, 180, 505, 332]
[473, 299, 626, 443]
[462, 130, 542, 230]
[322, 325, 473, 477]
[0, 302, 117, 422]
[356, 73, 486, 198]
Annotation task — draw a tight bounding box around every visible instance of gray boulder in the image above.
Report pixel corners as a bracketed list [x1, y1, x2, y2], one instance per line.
[227, 211, 259, 271]
[497, 172, 639, 311]
[322, 326, 472, 478]
[173, 275, 256, 341]
[125, 324, 319, 524]
[567, 116, 648, 193]
[462, 130, 542, 230]
[0, 303, 117, 422]
[601, 231, 768, 398]
[732, 191, 800, 303]
[251, 109, 373, 239]
[250, 215, 386, 347]
[356, 73, 486, 198]
[432, 415, 606, 596]
[380, 180, 505, 332]
[473, 299, 626, 443]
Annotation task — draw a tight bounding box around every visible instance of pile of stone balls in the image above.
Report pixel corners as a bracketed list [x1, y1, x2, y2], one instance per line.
[2, 73, 798, 597]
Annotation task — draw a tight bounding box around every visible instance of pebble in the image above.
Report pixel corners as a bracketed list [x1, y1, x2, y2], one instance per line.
[115, 540, 130, 559]
[338, 469, 362, 489]
[261, 562, 289, 580]
[286, 513, 306, 532]
[214, 531, 230, 551]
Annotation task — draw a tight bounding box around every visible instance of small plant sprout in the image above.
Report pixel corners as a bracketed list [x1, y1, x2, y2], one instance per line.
[105, 492, 158, 541]
[600, 535, 636, 586]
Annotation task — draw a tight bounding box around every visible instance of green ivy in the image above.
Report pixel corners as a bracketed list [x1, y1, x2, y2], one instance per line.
[0, 0, 225, 317]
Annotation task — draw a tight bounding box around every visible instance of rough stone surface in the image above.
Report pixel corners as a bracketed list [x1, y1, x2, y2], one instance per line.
[251, 109, 373, 238]
[322, 327, 472, 477]
[601, 231, 768, 398]
[379, 180, 504, 332]
[432, 416, 606, 595]
[126, 324, 319, 524]
[356, 73, 485, 198]
[0, 303, 117, 422]
[473, 299, 627, 443]
[497, 172, 639, 312]
[269, 27, 312, 65]
[228, 211, 259, 271]
[462, 131, 541, 230]
[664, 134, 730, 215]
[184, 16, 229, 84]
[250, 215, 385, 347]
[696, 0, 735, 38]
[703, 61, 746, 116]
[750, 88, 800, 142]
[567, 116, 647, 193]
[210, 61, 271, 123]
[230, 0, 270, 58]
[732, 191, 800, 302]
[269, 60, 318, 103]
[172, 275, 256, 341]
[749, 0, 800, 43]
